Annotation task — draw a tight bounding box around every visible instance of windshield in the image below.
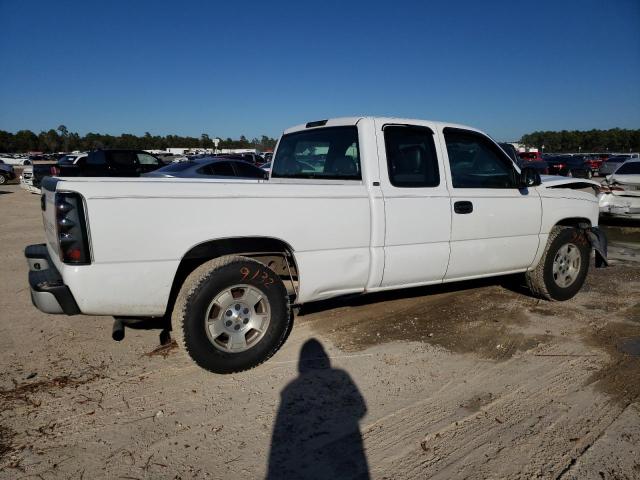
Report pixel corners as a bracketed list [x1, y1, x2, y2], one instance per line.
[608, 156, 627, 162]
[271, 127, 361, 180]
[615, 162, 640, 175]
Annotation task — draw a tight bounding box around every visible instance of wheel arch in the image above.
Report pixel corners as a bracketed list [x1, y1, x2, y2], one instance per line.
[554, 217, 592, 229]
[164, 236, 299, 317]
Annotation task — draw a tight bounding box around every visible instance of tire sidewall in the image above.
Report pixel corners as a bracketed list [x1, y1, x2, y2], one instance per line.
[182, 259, 289, 373]
[542, 228, 590, 301]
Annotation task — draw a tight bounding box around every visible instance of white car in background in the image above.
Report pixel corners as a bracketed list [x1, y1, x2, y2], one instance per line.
[0, 154, 31, 166]
[599, 159, 640, 219]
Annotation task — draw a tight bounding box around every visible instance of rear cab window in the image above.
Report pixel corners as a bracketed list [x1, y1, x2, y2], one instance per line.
[271, 127, 361, 180]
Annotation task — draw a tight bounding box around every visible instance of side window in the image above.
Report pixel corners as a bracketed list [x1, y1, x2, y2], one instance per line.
[204, 162, 235, 176]
[271, 126, 361, 180]
[137, 153, 160, 165]
[384, 126, 440, 187]
[108, 152, 137, 166]
[444, 128, 517, 188]
[233, 162, 265, 178]
[86, 152, 106, 166]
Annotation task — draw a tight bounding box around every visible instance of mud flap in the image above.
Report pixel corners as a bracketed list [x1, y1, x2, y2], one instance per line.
[580, 225, 608, 268]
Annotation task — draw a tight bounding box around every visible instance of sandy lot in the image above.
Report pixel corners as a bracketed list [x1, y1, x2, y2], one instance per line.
[1, 183, 639, 479]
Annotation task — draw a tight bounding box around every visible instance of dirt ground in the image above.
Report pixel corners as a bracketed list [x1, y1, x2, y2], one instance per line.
[1, 183, 639, 479]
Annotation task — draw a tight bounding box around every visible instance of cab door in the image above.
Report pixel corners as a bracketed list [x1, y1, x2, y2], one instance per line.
[438, 127, 542, 280]
[375, 120, 451, 288]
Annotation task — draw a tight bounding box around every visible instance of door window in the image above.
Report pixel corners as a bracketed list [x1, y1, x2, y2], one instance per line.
[384, 126, 440, 187]
[444, 128, 517, 188]
[233, 162, 266, 178]
[200, 162, 235, 176]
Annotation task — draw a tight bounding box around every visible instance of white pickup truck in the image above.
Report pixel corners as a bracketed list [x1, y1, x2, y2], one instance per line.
[26, 117, 607, 373]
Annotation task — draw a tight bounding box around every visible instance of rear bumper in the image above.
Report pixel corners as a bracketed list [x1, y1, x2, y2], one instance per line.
[25, 244, 80, 315]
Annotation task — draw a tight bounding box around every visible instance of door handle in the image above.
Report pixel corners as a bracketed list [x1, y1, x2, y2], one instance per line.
[454, 201, 473, 214]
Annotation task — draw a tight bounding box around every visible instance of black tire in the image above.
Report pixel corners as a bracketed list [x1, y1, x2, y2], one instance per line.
[525, 226, 590, 301]
[0, 174, 6, 185]
[172, 256, 291, 374]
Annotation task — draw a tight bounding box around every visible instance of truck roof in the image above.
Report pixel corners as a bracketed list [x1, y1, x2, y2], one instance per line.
[283, 116, 481, 135]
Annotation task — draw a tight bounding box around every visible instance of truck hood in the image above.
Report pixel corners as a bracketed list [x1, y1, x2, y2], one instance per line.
[539, 175, 600, 189]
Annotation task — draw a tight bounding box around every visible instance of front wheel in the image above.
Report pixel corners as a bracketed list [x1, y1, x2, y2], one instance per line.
[0, 175, 6, 185]
[525, 227, 590, 301]
[172, 256, 291, 373]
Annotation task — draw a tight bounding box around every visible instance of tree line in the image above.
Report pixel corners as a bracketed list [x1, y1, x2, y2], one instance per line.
[2, 125, 638, 154]
[0, 125, 279, 153]
[520, 128, 640, 153]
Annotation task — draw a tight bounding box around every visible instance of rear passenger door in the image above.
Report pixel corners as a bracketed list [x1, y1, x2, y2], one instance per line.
[375, 120, 451, 287]
[439, 127, 542, 279]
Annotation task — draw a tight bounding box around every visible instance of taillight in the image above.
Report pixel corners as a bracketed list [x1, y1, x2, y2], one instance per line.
[50, 166, 60, 176]
[55, 192, 91, 264]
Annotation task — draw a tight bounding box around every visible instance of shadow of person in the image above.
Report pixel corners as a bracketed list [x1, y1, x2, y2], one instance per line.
[266, 339, 370, 480]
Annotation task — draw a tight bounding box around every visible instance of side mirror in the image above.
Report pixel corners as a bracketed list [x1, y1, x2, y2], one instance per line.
[519, 166, 541, 188]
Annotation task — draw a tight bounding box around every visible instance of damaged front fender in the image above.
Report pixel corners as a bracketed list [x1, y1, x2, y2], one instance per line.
[578, 223, 608, 268]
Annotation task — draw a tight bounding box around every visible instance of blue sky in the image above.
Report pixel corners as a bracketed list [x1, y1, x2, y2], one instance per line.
[1, 0, 638, 141]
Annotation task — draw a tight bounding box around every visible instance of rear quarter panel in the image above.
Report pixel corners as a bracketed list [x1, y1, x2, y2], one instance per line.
[55, 178, 372, 315]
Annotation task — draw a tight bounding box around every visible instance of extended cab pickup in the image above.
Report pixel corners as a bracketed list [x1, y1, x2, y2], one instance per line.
[26, 117, 608, 373]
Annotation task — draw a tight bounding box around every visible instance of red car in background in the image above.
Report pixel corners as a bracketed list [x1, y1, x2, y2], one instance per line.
[518, 151, 544, 162]
[517, 151, 549, 174]
[584, 154, 608, 175]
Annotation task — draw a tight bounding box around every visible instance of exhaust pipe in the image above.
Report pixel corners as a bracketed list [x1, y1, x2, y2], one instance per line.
[112, 318, 125, 341]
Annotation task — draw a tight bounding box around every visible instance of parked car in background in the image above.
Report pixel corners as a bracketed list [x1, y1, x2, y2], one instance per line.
[598, 159, 640, 219]
[217, 153, 265, 165]
[599, 154, 638, 176]
[31, 153, 90, 192]
[0, 159, 17, 184]
[143, 157, 268, 179]
[19, 165, 39, 193]
[518, 151, 543, 163]
[545, 155, 593, 178]
[584, 155, 604, 175]
[54, 150, 163, 177]
[260, 162, 272, 174]
[0, 154, 32, 166]
[508, 147, 549, 175]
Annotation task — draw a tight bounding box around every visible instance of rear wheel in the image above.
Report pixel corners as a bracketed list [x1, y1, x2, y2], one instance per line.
[525, 226, 590, 301]
[0, 174, 6, 185]
[586, 170, 593, 179]
[172, 256, 291, 373]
